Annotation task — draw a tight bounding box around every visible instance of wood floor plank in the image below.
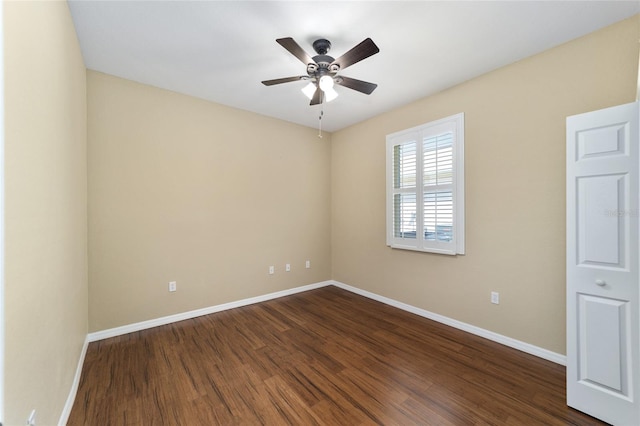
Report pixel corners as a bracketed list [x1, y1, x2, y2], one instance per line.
[68, 286, 606, 425]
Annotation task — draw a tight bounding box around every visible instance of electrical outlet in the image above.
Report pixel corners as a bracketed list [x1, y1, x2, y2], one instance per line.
[305, 260, 311, 269]
[285, 263, 291, 272]
[491, 291, 500, 304]
[169, 281, 177, 292]
[27, 409, 36, 426]
[269, 266, 274, 275]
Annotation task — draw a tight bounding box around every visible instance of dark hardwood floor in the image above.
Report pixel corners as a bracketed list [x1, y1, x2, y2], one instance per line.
[68, 286, 606, 425]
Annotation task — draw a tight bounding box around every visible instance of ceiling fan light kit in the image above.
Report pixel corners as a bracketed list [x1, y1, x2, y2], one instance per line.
[262, 36, 379, 106]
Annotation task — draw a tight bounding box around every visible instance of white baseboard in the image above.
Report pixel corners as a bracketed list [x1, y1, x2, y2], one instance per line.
[86, 278, 565, 366]
[58, 335, 89, 426]
[87, 281, 332, 342]
[330, 280, 566, 365]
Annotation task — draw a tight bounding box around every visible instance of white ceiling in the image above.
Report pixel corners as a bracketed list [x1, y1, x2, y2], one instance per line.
[68, 1, 639, 132]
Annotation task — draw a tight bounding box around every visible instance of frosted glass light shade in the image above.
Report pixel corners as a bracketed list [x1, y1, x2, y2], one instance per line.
[324, 86, 338, 102]
[301, 82, 316, 100]
[319, 75, 334, 91]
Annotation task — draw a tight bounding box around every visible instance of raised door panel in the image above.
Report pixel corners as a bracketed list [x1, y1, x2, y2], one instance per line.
[576, 174, 626, 268]
[577, 294, 631, 398]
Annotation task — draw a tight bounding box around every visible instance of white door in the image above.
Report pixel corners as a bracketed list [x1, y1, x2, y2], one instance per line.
[567, 101, 639, 425]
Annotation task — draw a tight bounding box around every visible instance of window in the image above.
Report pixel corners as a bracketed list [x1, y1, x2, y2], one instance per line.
[386, 113, 464, 255]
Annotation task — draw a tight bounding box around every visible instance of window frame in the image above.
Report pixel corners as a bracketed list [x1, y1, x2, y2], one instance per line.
[386, 113, 465, 255]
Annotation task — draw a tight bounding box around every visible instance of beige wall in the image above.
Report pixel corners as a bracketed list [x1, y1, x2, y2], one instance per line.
[87, 71, 332, 331]
[4, 1, 88, 425]
[331, 15, 639, 355]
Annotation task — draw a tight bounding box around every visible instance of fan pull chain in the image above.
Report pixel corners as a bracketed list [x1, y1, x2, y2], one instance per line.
[318, 109, 324, 138]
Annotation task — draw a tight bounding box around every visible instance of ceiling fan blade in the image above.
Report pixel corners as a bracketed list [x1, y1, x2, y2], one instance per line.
[335, 76, 378, 95]
[331, 38, 379, 71]
[262, 76, 306, 86]
[276, 37, 315, 65]
[310, 87, 322, 105]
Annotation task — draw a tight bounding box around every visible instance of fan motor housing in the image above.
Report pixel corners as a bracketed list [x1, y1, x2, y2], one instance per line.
[307, 58, 337, 80]
[313, 54, 334, 64]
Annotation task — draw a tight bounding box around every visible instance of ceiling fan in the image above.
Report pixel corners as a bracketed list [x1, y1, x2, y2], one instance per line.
[262, 37, 380, 105]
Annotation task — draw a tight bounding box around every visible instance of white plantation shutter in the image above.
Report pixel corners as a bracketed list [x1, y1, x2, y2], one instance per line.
[423, 133, 453, 242]
[394, 193, 417, 238]
[393, 141, 417, 239]
[386, 113, 464, 255]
